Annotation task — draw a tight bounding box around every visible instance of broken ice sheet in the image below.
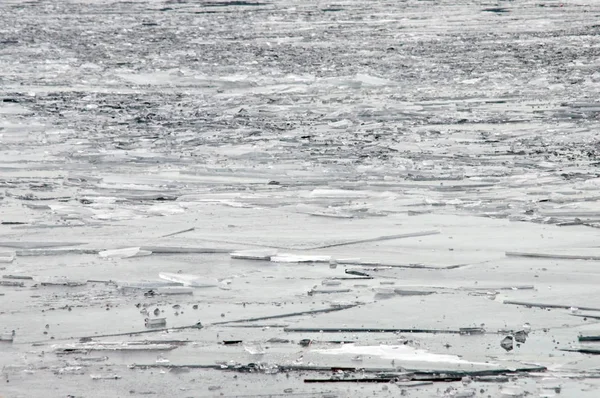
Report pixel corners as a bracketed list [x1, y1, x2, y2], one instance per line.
[55, 342, 178, 353]
[0, 330, 15, 342]
[0, 280, 24, 287]
[313, 344, 497, 367]
[0, 252, 15, 263]
[230, 249, 278, 260]
[0, 242, 86, 249]
[394, 289, 435, 296]
[373, 288, 396, 300]
[91, 208, 141, 221]
[270, 254, 331, 263]
[501, 336, 514, 352]
[145, 318, 167, 328]
[158, 272, 219, 288]
[118, 281, 183, 291]
[145, 203, 186, 216]
[36, 277, 86, 287]
[244, 343, 266, 356]
[293, 203, 354, 219]
[154, 286, 194, 295]
[90, 374, 121, 380]
[500, 386, 525, 397]
[99, 247, 152, 259]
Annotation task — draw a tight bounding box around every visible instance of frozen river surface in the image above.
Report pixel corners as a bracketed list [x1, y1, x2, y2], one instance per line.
[1, 0, 600, 396]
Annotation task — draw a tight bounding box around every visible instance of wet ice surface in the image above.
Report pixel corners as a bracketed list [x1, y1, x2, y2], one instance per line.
[2, 0, 600, 396]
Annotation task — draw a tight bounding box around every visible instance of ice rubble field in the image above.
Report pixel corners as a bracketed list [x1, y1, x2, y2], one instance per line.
[2, 0, 600, 397]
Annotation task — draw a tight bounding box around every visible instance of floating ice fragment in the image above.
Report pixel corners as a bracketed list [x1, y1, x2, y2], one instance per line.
[230, 249, 278, 260]
[0, 330, 15, 342]
[145, 318, 166, 328]
[0, 252, 15, 263]
[500, 386, 524, 397]
[90, 374, 121, 380]
[500, 336, 514, 352]
[154, 287, 194, 295]
[118, 281, 182, 291]
[159, 272, 219, 288]
[514, 330, 528, 344]
[459, 327, 485, 336]
[354, 73, 396, 87]
[218, 279, 232, 290]
[454, 388, 476, 398]
[37, 277, 86, 287]
[270, 254, 331, 263]
[314, 344, 495, 366]
[244, 343, 265, 355]
[146, 203, 185, 216]
[328, 119, 353, 129]
[394, 289, 434, 296]
[99, 247, 151, 259]
[55, 342, 177, 353]
[373, 288, 396, 299]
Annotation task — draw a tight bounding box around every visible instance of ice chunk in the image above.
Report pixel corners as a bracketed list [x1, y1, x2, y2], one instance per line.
[142, 246, 230, 254]
[90, 374, 121, 380]
[55, 342, 177, 352]
[3, 275, 33, 280]
[0, 252, 15, 263]
[454, 389, 476, 398]
[244, 343, 265, 356]
[218, 279, 232, 290]
[373, 288, 396, 299]
[0, 280, 24, 287]
[154, 287, 194, 295]
[314, 344, 495, 366]
[354, 73, 396, 87]
[500, 386, 524, 397]
[118, 281, 182, 291]
[328, 119, 353, 129]
[459, 327, 486, 336]
[146, 203, 185, 216]
[394, 289, 435, 296]
[308, 189, 375, 199]
[0, 330, 15, 342]
[270, 254, 331, 263]
[99, 247, 152, 259]
[308, 288, 351, 295]
[500, 336, 514, 352]
[295, 204, 353, 219]
[230, 249, 278, 260]
[158, 272, 218, 288]
[39, 278, 86, 287]
[514, 330, 527, 343]
[145, 318, 167, 328]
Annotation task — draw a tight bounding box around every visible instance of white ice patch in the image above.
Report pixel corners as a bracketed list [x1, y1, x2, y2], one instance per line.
[159, 272, 219, 288]
[99, 247, 151, 259]
[314, 344, 496, 366]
